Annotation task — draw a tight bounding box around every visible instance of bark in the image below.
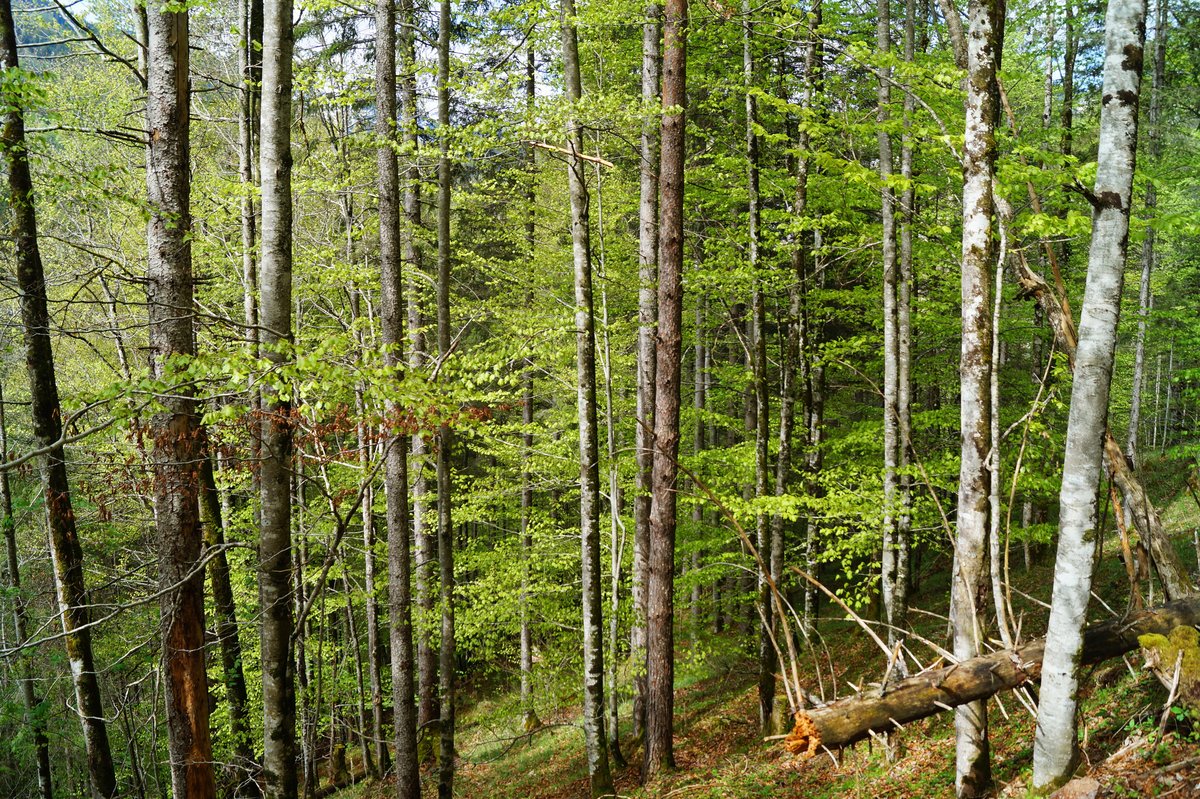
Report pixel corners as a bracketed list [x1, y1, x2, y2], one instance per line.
[146, 6, 216, 796]
[743, 1, 775, 734]
[934, 0, 967, 69]
[435, 0, 457, 791]
[560, 6, 616, 793]
[1033, 0, 1147, 785]
[0, 383, 52, 799]
[784, 597, 1200, 754]
[377, 0, 418, 790]
[2, 0, 118, 791]
[398, 0, 437, 730]
[896, 0, 915, 657]
[239, 0, 262, 359]
[645, 0, 686, 777]
[1126, 0, 1165, 468]
[954, 0, 1003, 793]
[877, 0, 906, 669]
[631, 0, 661, 742]
[258, 0, 297, 789]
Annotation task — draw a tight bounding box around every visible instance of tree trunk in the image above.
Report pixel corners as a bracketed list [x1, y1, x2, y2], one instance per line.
[645, 0, 686, 777]
[877, 0, 906, 671]
[200, 450, 259, 792]
[1032, 0, 1147, 786]
[376, 0, 418, 790]
[560, 6, 616, 793]
[435, 0, 457, 791]
[1126, 0, 1165, 468]
[2, 0, 118, 791]
[784, 597, 1200, 754]
[258, 0, 297, 789]
[145, 6, 217, 795]
[897, 0, 915, 657]
[0, 383, 53, 799]
[631, 0, 661, 743]
[954, 0, 1003, 793]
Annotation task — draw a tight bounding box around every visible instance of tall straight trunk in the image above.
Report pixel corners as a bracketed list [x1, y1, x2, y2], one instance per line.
[519, 44, 539, 733]
[199, 451, 259, 792]
[988, 260, 1011, 647]
[1061, 0, 1076, 160]
[631, 0, 661, 742]
[258, 0, 297, 790]
[692, 298, 706, 648]
[239, 0, 262, 358]
[1032, 0, 1146, 786]
[376, 0, 418, 792]
[2, 0, 118, 792]
[560, 7, 615, 794]
[896, 0, 915, 652]
[645, 0, 686, 777]
[878, 0, 906, 662]
[435, 0, 456, 792]
[954, 0, 1003, 794]
[1161, 340, 1173, 451]
[398, 0, 436, 730]
[1127, 0, 1165, 467]
[743, 2, 775, 733]
[0, 384, 52, 799]
[354, 416, 388, 778]
[145, 6, 216, 795]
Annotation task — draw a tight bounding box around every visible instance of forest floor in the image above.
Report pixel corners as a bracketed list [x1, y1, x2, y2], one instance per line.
[337, 460, 1200, 798]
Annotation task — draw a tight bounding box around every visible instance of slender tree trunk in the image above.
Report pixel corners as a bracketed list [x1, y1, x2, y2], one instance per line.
[631, 0, 661, 743]
[435, 0, 457, 791]
[645, 0, 686, 777]
[397, 0, 436, 730]
[560, 7, 616, 793]
[1032, 0, 1146, 786]
[1127, 0, 1165, 468]
[954, 0, 1004, 794]
[376, 0, 418, 791]
[258, 0, 297, 789]
[988, 259, 1012, 647]
[878, 0, 907, 667]
[239, 0, 262, 361]
[2, 0, 118, 791]
[145, 7, 216, 796]
[519, 45, 540, 734]
[0, 383, 52, 799]
[199, 450, 259, 792]
[692, 298, 706, 649]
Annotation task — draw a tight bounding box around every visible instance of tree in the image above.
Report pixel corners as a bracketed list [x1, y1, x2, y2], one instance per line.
[1033, 0, 1148, 786]
[2, 0, 118, 792]
[258, 0, 297, 790]
[144, 2, 216, 795]
[376, 0, 419, 791]
[645, 0, 687, 777]
[953, 0, 1004, 794]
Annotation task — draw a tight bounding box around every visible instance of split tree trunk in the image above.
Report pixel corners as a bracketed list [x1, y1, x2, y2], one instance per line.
[258, 0, 298, 790]
[954, 0, 1004, 794]
[376, 0, 419, 791]
[2, 0, 118, 791]
[145, 5, 217, 794]
[1033, 0, 1147, 785]
[785, 598, 1200, 754]
[645, 0, 687, 776]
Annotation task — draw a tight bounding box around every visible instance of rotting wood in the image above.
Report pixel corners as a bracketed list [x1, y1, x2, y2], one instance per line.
[782, 597, 1200, 755]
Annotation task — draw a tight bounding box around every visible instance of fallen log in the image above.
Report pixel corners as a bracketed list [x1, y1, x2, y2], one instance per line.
[784, 598, 1200, 755]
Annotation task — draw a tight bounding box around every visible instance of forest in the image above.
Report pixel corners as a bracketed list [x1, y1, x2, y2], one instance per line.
[0, 0, 1199, 793]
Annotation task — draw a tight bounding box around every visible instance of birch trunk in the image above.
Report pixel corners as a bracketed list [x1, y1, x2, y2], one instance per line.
[0, 383, 52, 799]
[645, 0, 686, 775]
[954, 0, 1004, 793]
[376, 0, 419, 790]
[520, 45, 539, 733]
[2, 0, 118, 790]
[145, 5, 217, 794]
[631, 0, 660, 742]
[1032, 0, 1147, 786]
[258, 0, 297, 789]
[1127, 0, 1165, 467]
[560, 6, 615, 792]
